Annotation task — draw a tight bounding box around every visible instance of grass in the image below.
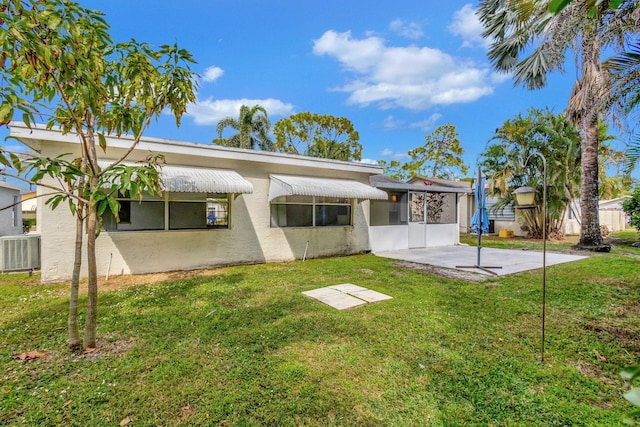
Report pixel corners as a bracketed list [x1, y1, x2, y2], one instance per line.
[1, 231, 639, 426]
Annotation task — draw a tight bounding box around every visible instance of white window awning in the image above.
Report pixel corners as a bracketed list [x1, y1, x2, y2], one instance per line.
[98, 161, 253, 194]
[269, 174, 388, 201]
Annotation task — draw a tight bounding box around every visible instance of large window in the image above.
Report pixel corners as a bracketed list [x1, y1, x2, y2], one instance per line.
[102, 192, 230, 231]
[371, 192, 408, 226]
[271, 195, 352, 227]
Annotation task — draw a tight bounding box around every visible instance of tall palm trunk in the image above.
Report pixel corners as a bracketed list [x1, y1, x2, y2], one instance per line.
[575, 31, 605, 249]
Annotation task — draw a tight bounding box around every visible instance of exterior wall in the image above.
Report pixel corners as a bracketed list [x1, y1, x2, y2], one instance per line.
[0, 185, 23, 237]
[369, 225, 409, 252]
[36, 141, 375, 282]
[426, 224, 459, 246]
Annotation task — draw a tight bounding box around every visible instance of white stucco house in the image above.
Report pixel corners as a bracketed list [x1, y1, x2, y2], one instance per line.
[12, 123, 395, 282]
[11, 123, 478, 282]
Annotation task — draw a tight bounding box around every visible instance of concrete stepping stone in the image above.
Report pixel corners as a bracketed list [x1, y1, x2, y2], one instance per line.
[303, 283, 392, 310]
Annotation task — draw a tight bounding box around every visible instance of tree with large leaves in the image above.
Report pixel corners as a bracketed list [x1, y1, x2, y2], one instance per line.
[480, 108, 582, 238]
[477, 0, 639, 250]
[215, 104, 273, 150]
[273, 112, 362, 161]
[0, 0, 197, 350]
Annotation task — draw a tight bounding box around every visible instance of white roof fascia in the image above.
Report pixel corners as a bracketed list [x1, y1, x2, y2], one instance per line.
[269, 174, 388, 201]
[10, 122, 383, 175]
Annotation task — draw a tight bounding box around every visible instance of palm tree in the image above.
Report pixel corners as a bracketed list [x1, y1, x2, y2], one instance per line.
[214, 104, 273, 150]
[480, 108, 582, 238]
[477, 0, 639, 250]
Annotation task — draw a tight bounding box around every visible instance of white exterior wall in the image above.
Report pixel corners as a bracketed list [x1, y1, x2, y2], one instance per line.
[35, 140, 376, 282]
[0, 185, 23, 236]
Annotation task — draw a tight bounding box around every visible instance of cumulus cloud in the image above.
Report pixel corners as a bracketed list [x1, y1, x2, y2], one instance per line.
[313, 30, 494, 110]
[202, 66, 224, 83]
[186, 98, 295, 125]
[448, 4, 491, 49]
[389, 19, 424, 40]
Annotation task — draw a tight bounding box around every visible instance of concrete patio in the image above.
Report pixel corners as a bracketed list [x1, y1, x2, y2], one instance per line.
[375, 245, 588, 276]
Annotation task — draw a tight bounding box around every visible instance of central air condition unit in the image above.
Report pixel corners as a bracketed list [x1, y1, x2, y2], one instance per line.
[0, 235, 41, 272]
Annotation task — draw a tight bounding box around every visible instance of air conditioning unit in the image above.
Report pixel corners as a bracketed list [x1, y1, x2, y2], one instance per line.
[0, 235, 41, 272]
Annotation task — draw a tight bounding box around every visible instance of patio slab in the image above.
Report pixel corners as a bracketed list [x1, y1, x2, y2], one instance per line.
[303, 283, 392, 310]
[375, 245, 588, 277]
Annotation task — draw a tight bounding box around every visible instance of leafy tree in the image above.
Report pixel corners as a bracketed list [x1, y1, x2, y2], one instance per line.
[215, 104, 273, 150]
[623, 187, 640, 231]
[378, 123, 468, 181]
[273, 112, 362, 161]
[0, 0, 196, 350]
[407, 123, 468, 180]
[479, 109, 582, 238]
[477, 0, 640, 250]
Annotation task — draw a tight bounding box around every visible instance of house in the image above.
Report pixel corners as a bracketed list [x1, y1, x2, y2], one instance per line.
[11, 122, 391, 282]
[368, 175, 471, 251]
[0, 180, 25, 237]
[562, 196, 631, 235]
[21, 191, 37, 232]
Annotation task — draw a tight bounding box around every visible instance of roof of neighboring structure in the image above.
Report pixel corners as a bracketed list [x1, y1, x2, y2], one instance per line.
[370, 175, 472, 194]
[407, 175, 473, 189]
[0, 180, 26, 192]
[599, 196, 632, 210]
[10, 122, 383, 175]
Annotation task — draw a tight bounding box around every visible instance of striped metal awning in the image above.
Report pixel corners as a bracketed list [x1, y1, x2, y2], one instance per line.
[269, 174, 388, 201]
[98, 161, 253, 194]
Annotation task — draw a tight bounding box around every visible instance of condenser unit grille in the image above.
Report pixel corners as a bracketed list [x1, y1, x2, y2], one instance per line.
[0, 235, 41, 272]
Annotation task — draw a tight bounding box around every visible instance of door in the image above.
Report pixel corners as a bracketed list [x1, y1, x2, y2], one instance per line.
[408, 192, 426, 248]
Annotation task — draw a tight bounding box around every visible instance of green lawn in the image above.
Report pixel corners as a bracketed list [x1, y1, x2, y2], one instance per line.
[1, 232, 639, 426]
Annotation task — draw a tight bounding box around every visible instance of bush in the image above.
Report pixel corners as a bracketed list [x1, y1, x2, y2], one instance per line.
[623, 188, 640, 232]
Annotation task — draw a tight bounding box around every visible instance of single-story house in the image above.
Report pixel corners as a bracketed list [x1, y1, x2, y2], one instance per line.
[21, 191, 37, 232]
[12, 123, 398, 282]
[0, 180, 25, 237]
[562, 196, 631, 235]
[368, 175, 472, 251]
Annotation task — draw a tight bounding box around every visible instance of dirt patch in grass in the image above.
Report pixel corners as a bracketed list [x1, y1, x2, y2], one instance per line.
[91, 267, 232, 293]
[75, 334, 135, 360]
[392, 261, 489, 282]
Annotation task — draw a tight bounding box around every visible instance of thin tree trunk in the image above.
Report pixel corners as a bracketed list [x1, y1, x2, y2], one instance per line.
[83, 116, 99, 349]
[67, 205, 83, 351]
[83, 202, 98, 348]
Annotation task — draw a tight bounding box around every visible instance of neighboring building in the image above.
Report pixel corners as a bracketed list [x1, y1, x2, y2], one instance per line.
[11, 122, 391, 282]
[369, 175, 471, 251]
[563, 196, 631, 235]
[0, 180, 25, 237]
[21, 191, 37, 232]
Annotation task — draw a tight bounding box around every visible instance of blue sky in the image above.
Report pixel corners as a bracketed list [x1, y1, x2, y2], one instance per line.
[3, 1, 615, 177]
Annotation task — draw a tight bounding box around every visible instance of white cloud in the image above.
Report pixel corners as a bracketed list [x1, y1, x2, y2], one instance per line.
[202, 66, 224, 83]
[410, 113, 442, 131]
[187, 98, 295, 125]
[382, 115, 405, 130]
[389, 19, 424, 40]
[359, 158, 380, 165]
[448, 4, 491, 49]
[380, 148, 393, 156]
[313, 30, 494, 110]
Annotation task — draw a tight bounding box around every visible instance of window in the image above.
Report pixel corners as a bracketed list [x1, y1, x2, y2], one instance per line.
[426, 192, 457, 224]
[12, 195, 19, 227]
[270, 195, 352, 227]
[371, 192, 408, 226]
[102, 192, 230, 231]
